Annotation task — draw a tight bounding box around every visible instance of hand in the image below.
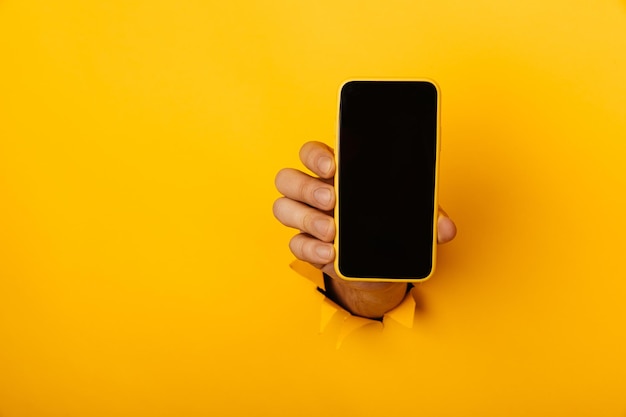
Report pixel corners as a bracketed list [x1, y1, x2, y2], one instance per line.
[273, 141, 457, 319]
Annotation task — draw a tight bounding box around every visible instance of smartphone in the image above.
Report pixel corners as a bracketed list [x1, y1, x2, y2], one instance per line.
[335, 80, 440, 282]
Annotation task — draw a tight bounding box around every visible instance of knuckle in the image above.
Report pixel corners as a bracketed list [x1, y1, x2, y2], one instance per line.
[302, 209, 334, 241]
[272, 197, 287, 220]
[274, 168, 286, 186]
[309, 151, 325, 174]
[301, 238, 317, 261]
[297, 176, 314, 202]
[301, 211, 315, 234]
[289, 234, 306, 259]
[299, 141, 315, 161]
[274, 168, 293, 190]
[300, 141, 322, 167]
[307, 151, 318, 170]
[289, 234, 318, 262]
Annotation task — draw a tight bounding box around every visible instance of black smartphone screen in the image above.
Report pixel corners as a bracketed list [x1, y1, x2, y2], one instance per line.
[338, 80, 438, 279]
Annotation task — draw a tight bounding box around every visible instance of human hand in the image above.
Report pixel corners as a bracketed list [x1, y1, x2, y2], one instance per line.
[273, 141, 456, 318]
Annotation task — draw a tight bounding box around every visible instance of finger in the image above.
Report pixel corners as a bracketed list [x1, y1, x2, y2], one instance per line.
[299, 141, 336, 179]
[289, 233, 335, 265]
[273, 197, 335, 242]
[275, 168, 335, 211]
[437, 208, 457, 244]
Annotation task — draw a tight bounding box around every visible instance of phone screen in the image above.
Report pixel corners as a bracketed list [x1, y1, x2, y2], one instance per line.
[337, 80, 438, 280]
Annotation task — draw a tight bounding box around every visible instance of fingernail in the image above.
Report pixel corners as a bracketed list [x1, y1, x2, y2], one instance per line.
[315, 245, 332, 261]
[313, 218, 330, 236]
[318, 156, 332, 174]
[314, 188, 332, 206]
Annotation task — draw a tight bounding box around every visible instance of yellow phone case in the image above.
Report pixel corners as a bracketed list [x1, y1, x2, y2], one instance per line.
[333, 79, 441, 283]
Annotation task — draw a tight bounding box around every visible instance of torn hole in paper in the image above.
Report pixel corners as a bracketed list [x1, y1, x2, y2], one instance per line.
[290, 260, 420, 348]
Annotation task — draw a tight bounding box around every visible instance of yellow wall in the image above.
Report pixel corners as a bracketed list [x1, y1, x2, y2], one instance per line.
[1, 1, 625, 415]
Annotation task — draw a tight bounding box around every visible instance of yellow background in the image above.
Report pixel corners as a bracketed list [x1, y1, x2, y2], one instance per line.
[1, 1, 625, 415]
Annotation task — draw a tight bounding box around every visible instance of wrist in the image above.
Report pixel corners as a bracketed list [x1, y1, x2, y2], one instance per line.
[323, 274, 408, 319]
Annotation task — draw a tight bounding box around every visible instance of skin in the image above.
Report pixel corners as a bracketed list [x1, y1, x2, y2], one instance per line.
[274, 141, 457, 319]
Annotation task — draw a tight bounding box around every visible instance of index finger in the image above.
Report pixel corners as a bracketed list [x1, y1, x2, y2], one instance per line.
[299, 141, 336, 179]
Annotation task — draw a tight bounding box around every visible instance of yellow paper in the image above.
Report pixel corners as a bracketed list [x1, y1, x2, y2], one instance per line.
[1, 1, 626, 416]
